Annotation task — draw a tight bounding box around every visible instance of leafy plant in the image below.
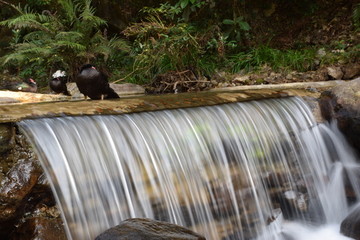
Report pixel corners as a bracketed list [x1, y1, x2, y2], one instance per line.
[122, 5, 223, 84]
[353, 3, 360, 30]
[229, 46, 317, 73]
[0, 0, 129, 86]
[222, 16, 250, 42]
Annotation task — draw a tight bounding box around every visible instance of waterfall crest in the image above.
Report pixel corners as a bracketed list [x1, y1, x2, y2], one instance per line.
[19, 97, 360, 240]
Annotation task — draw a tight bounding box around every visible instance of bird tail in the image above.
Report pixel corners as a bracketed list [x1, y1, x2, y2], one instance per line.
[64, 90, 71, 96]
[105, 87, 120, 99]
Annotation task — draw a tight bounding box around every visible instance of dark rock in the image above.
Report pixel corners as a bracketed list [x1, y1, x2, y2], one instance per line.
[319, 78, 360, 154]
[0, 123, 15, 154]
[11, 217, 66, 240]
[0, 159, 42, 220]
[340, 205, 360, 240]
[0, 133, 44, 238]
[95, 218, 206, 240]
[0, 129, 62, 239]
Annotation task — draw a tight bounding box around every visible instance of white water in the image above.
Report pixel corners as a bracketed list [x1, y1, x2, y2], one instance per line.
[19, 97, 360, 240]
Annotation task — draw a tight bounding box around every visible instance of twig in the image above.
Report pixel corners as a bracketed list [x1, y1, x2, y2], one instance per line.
[112, 70, 137, 84]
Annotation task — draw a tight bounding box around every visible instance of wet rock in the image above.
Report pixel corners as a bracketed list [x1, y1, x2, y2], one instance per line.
[0, 128, 62, 239]
[0, 123, 15, 154]
[0, 159, 42, 220]
[0, 131, 45, 239]
[95, 218, 206, 240]
[340, 205, 360, 240]
[11, 217, 66, 240]
[327, 66, 344, 80]
[318, 77, 360, 154]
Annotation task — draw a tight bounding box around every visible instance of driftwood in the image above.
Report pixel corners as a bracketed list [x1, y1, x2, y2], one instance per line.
[149, 70, 212, 93]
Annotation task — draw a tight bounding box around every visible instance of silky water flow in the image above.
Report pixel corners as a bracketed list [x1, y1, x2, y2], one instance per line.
[19, 97, 360, 240]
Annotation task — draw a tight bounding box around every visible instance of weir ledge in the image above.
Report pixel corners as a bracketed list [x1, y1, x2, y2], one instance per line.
[0, 80, 345, 123]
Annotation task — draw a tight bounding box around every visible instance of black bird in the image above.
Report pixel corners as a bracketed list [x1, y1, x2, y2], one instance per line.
[49, 70, 70, 95]
[5, 78, 37, 93]
[76, 64, 119, 100]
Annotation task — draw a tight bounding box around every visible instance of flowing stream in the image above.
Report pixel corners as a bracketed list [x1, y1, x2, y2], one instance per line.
[19, 97, 360, 240]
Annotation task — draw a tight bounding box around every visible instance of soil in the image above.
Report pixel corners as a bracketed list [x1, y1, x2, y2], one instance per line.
[146, 0, 360, 94]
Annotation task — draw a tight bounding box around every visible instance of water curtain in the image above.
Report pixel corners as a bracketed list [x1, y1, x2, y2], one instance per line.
[19, 97, 360, 240]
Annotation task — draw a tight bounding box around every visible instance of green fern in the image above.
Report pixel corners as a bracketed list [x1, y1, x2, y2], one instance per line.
[1, 0, 129, 86]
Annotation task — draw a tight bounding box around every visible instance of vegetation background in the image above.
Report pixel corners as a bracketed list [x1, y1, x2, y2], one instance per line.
[0, 0, 359, 93]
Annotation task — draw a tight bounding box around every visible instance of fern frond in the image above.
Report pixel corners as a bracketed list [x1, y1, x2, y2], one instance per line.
[79, 0, 107, 28]
[76, 51, 96, 60]
[58, 0, 78, 25]
[1, 52, 27, 65]
[0, 13, 50, 32]
[23, 31, 51, 41]
[92, 45, 111, 59]
[55, 31, 84, 41]
[88, 30, 106, 44]
[2, 43, 53, 65]
[52, 40, 86, 51]
[109, 37, 131, 52]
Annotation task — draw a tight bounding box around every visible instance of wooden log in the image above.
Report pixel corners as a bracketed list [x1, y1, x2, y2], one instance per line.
[0, 81, 345, 123]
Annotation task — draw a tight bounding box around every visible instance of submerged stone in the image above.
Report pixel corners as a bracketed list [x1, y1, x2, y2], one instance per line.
[95, 218, 206, 240]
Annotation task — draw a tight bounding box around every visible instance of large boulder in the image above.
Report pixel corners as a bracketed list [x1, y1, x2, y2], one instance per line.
[319, 78, 360, 154]
[0, 128, 61, 239]
[340, 205, 360, 240]
[95, 218, 206, 240]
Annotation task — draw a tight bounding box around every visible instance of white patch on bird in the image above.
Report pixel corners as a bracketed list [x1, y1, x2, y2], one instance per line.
[52, 70, 66, 78]
[18, 87, 22, 90]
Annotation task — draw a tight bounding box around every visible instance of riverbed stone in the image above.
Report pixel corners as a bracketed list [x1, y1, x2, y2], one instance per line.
[95, 218, 206, 240]
[340, 205, 360, 240]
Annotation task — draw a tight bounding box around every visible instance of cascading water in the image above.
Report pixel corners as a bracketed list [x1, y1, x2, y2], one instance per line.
[19, 97, 360, 240]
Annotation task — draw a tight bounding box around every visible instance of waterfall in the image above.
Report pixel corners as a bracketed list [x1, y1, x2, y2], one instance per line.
[19, 97, 360, 240]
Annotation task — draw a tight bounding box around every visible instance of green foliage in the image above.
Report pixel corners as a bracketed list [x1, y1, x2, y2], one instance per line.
[321, 44, 360, 65]
[122, 5, 223, 83]
[222, 16, 250, 42]
[229, 46, 317, 73]
[0, 0, 129, 86]
[353, 3, 360, 30]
